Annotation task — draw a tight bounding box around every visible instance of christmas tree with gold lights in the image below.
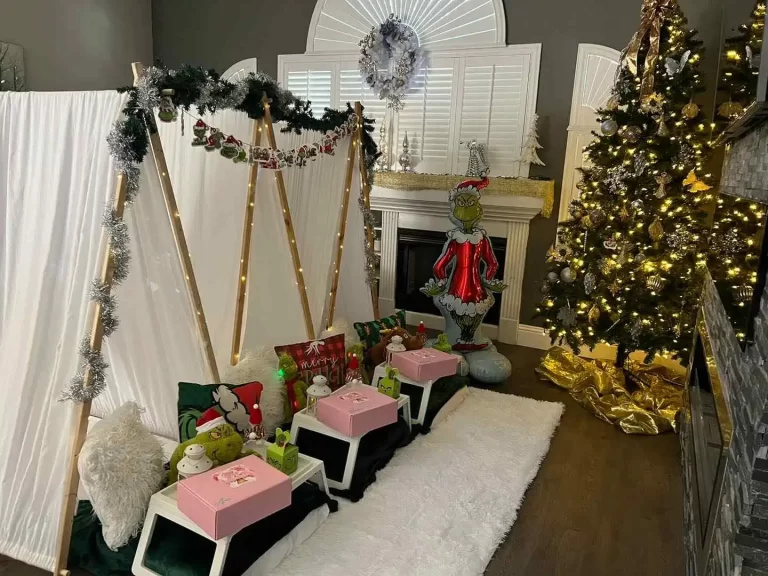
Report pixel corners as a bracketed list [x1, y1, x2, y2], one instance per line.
[717, 1, 765, 121]
[537, 0, 713, 366]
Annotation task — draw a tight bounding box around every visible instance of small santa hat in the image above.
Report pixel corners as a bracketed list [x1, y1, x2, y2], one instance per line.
[196, 407, 226, 434]
[449, 177, 489, 201]
[250, 403, 263, 427]
[348, 353, 359, 371]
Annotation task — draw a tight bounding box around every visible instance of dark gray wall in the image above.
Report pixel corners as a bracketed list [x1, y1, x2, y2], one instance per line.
[0, 0, 152, 91]
[151, 0, 733, 327]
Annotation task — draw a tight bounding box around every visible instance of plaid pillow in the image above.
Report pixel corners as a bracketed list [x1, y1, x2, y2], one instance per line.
[275, 334, 347, 391]
[353, 310, 407, 349]
[177, 381, 263, 443]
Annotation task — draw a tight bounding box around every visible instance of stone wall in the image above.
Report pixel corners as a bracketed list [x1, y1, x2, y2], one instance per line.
[682, 120, 768, 576]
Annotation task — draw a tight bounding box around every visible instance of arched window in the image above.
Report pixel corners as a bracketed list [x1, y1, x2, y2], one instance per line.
[279, 0, 541, 177]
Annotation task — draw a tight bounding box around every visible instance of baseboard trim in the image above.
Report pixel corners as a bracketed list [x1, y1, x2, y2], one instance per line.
[517, 324, 617, 359]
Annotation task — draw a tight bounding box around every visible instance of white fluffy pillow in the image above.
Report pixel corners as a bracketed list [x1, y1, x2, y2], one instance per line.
[79, 402, 165, 551]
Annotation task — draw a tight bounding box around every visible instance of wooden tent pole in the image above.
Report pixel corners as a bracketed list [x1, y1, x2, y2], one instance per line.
[326, 105, 358, 329]
[262, 96, 315, 340]
[356, 102, 380, 318]
[231, 119, 263, 365]
[132, 63, 221, 383]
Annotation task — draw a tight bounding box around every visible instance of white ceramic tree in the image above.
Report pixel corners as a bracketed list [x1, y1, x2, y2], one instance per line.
[520, 113, 545, 166]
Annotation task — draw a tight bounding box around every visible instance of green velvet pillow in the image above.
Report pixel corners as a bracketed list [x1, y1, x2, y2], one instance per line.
[353, 310, 407, 349]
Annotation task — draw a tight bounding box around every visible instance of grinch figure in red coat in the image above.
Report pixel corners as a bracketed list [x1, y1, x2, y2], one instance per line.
[421, 177, 511, 383]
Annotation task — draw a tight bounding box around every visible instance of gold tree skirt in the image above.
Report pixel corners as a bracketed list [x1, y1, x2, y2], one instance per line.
[536, 347, 685, 435]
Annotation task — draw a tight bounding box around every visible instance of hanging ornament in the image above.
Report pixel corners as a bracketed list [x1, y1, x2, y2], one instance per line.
[711, 228, 747, 258]
[635, 253, 647, 264]
[630, 319, 643, 340]
[589, 209, 606, 227]
[674, 143, 696, 167]
[220, 135, 241, 160]
[540, 282, 552, 295]
[682, 102, 700, 119]
[634, 154, 649, 176]
[665, 50, 691, 77]
[588, 305, 601, 325]
[547, 244, 572, 263]
[560, 267, 575, 284]
[571, 207, 584, 220]
[547, 271, 560, 284]
[667, 228, 696, 252]
[617, 244, 632, 266]
[191, 119, 208, 146]
[582, 214, 593, 229]
[584, 272, 597, 295]
[649, 219, 665, 242]
[599, 258, 616, 276]
[620, 125, 642, 144]
[683, 170, 712, 193]
[605, 95, 620, 111]
[655, 172, 672, 199]
[603, 239, 619, 251]
[557, 305, 578, 327]
[601, 119, 619, 136]
[646, 275, 665, 292]
[718, 100, 745, 119]
[656, 114, 670, 137]
[608, 280, 622, 296]
[734, 285, 754, 303]
[157, 95, 177, 123]
[619, 205, 631, 222]
[631, 199, 645, 211]
[641, 92, 664, 114]
[204, 129, 225, 152]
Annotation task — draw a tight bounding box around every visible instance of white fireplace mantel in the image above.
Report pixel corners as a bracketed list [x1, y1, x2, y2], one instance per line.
[370, 186, 543, 345]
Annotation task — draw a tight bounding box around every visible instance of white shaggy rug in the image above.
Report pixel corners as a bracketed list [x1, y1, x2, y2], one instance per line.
[272, 388, 564, 576]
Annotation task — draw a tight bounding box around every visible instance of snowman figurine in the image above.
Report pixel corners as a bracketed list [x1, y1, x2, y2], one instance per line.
[157, 95, 177, 123]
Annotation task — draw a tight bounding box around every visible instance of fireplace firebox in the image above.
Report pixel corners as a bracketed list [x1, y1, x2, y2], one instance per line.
[394, 228, 506, 325]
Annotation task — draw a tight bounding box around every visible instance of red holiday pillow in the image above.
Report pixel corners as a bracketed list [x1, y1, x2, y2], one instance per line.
[274, 334, 347, 390]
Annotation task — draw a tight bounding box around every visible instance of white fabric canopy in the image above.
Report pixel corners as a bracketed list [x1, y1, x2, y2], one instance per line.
[159, 115, 373, 356]
[0, 91, 126, 570]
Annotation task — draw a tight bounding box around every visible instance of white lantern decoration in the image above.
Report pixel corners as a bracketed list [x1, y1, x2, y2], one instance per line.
[177, 444, 213, 480]
[386, 335, 406, 366]
[306, 374, 332, 417]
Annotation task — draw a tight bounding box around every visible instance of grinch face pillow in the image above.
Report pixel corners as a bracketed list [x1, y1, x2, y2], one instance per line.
[177, 381, 263, 443]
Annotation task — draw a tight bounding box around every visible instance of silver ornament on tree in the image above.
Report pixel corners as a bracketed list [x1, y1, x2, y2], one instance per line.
[547, 271, 560, 284]
[635, 253, 647, 264]
[601, 119, 619, 136]
[631, 199, 644, 211]
[733, 285, 754, 303]
[540, 282, 551, 295]
[557, 306, 578, 327]
[560, 267, 574, 284]
[398, 131, 412, 172]
[584, 272, 596, 295]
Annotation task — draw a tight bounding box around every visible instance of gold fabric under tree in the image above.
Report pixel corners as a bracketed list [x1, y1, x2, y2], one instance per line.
[536, 347, 684, 435]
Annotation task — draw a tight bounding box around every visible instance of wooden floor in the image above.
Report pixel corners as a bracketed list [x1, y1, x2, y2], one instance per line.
[0, 345, 683, 576]
[483, 344, 684, 576]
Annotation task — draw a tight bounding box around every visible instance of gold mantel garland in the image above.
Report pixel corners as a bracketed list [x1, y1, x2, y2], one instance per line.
[374, 172, 555, 218]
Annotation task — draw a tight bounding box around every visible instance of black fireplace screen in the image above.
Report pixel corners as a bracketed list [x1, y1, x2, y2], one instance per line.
[395, 228, 506, 325]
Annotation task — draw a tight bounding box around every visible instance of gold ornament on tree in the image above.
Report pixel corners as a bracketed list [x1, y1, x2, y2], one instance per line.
[605, 95, 619, 111]
[682, 101, 700, 119]
[641, 92, 665, 114]
[646, 275, 665, 292]
[588, 305, 601, 325]
[625, 0, 675, 98]
[683, 170, 712, 193]
[620, 125, 642, 143]
[649, 218, 665, 242]
[655, 172, 672, 198]
[718, 100, 745, 119]
[656, 114, 670, 137]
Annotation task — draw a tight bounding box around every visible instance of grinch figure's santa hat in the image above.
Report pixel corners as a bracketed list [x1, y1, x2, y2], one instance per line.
[449, 177, 489, 202]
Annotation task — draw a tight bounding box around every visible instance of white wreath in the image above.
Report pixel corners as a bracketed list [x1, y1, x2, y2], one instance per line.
[358, 14, 424, 111]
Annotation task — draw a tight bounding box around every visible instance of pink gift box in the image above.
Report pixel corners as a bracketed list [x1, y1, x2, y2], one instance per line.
[391, 349, 459, 382]
[178, 455, 291, 539]
[317, 385, 398, 437]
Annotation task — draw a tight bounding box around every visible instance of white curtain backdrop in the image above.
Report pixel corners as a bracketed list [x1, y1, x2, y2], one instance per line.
[159, 115, 372, 354]
[94, 150, 209, 440]
[156, 112, 252, 370]
[0, 91, 126, 570]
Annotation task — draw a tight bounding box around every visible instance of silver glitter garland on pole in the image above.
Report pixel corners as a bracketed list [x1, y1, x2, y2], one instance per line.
[90, 279, 119, 337]
[60, 337, 110, 403]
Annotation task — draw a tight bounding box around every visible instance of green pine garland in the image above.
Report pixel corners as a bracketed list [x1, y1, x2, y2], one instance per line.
[116, 63, 380, 170]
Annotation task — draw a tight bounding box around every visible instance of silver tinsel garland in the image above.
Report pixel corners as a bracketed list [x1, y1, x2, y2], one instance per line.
[90, 279, 119, 337]
[59, 336, 110, 403]
[134, 66, 164, 112]
[102, 206, 131, 284]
